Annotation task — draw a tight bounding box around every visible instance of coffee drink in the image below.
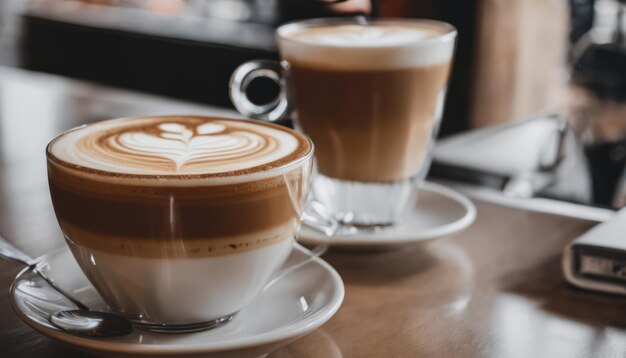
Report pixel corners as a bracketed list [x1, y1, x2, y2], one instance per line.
[230, 19, 456, 225]
[47, 115, 313, 328]
[278, 22, 454, 182]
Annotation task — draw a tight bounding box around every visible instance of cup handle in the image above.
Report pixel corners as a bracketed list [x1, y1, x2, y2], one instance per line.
[229, 60, 291, 122]
[301, 199, 339, 237]
[262, 203, 338, 291]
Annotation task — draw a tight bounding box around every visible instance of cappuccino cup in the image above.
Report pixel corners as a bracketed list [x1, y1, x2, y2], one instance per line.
[231, 18, 456, 226]
[47, 115, 313, 331]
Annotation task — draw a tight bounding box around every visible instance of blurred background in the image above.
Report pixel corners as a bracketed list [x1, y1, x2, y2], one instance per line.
[0, 0, 578, 134]
[0, 0, 624, 212]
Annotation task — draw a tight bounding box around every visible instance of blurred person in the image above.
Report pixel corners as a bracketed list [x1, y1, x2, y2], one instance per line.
[327, 0, 372, 15]
[281, 0, 374, 21]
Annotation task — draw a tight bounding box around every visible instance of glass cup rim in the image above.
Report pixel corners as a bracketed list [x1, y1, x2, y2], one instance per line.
[276, 17, 458, 49]
[46, 115, 314, 184]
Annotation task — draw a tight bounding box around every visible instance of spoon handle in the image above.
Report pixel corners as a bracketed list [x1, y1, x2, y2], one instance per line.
[0, 234, 34, 265]
[0, 234, 90, 310]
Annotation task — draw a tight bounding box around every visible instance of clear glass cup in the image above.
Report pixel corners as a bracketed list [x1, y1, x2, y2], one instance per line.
[46, 116, 316, 332]
[231, 18, 457, 226]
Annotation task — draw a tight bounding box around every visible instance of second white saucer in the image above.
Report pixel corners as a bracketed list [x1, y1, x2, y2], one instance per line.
[298, 182, 476, 248]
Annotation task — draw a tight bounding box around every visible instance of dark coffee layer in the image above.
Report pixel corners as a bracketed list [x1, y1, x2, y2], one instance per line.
[291, 62, 451, 182]
[48, 161, 310, 257]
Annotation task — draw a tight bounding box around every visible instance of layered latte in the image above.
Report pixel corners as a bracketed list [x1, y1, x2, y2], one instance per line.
[278, 21, 454, 182]
[47, 116, 313, 327]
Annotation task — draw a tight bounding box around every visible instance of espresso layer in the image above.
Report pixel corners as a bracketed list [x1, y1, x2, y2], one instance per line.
[49, 163, 309, 257]
[291, 63, 451, 182]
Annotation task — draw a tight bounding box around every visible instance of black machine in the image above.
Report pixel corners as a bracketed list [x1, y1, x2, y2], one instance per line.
[19, 0, 373, 109]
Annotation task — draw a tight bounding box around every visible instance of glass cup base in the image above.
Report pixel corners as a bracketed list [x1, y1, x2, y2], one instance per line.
[133, 312, 237, 333]
[312, 174, 418, 226]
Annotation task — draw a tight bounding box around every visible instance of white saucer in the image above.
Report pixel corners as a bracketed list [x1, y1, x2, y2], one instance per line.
[10, 245, 344, 357]
[299, 182, 476, 249]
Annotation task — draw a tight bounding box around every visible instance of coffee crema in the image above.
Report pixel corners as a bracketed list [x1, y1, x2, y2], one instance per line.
[47, 116, 313, 258]
[48, 116, 310, 177]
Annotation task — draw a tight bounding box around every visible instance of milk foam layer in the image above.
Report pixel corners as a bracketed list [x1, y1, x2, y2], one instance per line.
[48, 116, 310, 178]
[286, 25, 437, 47]
[68, 237, 293, 324]
[278, 20, 456, 70]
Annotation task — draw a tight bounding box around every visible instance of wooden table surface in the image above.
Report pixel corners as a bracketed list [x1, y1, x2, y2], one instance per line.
[1, 67, 625, 358]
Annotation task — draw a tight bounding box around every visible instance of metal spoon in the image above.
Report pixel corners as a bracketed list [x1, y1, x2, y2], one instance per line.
[0, 234, 133, 337]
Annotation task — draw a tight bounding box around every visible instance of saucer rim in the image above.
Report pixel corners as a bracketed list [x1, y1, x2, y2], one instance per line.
[9, 245, 345, 355]
[298, 181, 477, 246]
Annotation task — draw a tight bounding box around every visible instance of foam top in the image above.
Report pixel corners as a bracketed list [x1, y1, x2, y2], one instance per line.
[286, 24, 439, 47]
[48, 116, 311, 180]
[278, 20, 456, 70]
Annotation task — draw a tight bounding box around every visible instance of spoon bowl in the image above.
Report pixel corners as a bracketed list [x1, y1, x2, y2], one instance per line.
[50, 310, 133, 337]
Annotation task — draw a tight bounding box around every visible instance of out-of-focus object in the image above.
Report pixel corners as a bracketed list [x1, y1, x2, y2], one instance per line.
[567, 0, 626, 208]
[378, 0, 569, 135]
[232, 18, 457, 226]
[15, 0, 351, 109]
[563, 207, 626, 296]
[431, 115, 592, 204]
[569, 0, 596, 44]
[469, 0, 569, 129]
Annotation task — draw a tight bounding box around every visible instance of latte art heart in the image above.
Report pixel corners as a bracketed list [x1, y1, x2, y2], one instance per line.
[48, 116, 306, 176]
[116, 125, 269, 171]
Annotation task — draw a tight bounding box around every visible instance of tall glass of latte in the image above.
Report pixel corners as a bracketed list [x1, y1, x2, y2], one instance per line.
[231, 18, 456, 226]
[47, 115, 313, 331]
